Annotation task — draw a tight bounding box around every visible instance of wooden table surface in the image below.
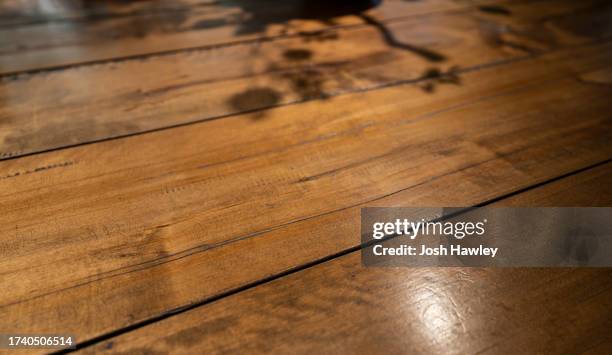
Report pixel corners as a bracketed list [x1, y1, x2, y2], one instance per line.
[0, 0, 611, 353]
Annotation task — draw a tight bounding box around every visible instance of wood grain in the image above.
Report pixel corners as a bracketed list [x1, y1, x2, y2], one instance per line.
[0, 0, 607, 160]
[0, 0, 212, 27]
[81, 163, 612, 354]
[501, 163, 612, 207]
[0, 39, 610, 347]
[0, 0, 485, 75]
[91, 267, 612, 354]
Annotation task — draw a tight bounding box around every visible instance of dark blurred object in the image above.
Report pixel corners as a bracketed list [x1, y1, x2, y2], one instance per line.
[232, 0, 384, 35]
[297, 0, 383, 18]
[232, 0, 443, 61]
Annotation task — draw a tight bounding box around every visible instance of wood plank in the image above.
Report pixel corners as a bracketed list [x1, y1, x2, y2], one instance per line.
[0, 0, 484, 75]
[0, 0, 213, 27]
[0, 41, 610, 345]
[94, 268, 612, 354]
[80, 163, 612, 354]
[0, 0, 606, 160]
[501, 163, 612, 207]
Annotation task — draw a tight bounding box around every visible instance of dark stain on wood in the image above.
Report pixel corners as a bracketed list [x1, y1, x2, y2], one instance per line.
[478, 5, 512, 16]
[228, 87, 282, 117]
[549, 4, 612, 39]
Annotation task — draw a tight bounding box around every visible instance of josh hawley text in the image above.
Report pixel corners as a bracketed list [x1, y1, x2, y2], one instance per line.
[372, 244, 498, 258]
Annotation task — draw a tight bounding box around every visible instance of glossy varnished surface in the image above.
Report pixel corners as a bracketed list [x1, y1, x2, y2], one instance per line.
[0, 0, 611, 353]
[81, 163, 612, 354]
[86, 164, 612, 354]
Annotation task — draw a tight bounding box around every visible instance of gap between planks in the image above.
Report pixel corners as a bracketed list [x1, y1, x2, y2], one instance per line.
[57, 159, 612, 354]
